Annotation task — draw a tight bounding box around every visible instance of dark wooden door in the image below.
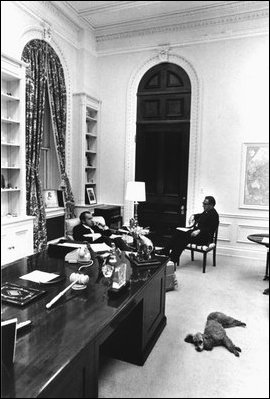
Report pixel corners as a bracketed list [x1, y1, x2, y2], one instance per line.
[135, 63, 191, 244]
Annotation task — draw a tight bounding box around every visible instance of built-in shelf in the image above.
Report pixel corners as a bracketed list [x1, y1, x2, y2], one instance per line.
[73, 93, 100, 205]
[1, 166, 20, 169]
[1, 189, 20, 192]
[1, 117, 20, 124]
[1, 142, 20, 147]
[1, 93, 20, 101]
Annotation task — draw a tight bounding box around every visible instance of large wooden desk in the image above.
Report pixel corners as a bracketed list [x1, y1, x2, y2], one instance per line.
[1, 250, 167, 398]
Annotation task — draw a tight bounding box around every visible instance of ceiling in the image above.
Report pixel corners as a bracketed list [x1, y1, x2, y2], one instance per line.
[64, 1, 235, 30]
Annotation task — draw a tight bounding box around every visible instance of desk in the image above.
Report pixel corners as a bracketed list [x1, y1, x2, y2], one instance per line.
[1, 250, 167, 398]
[247, 233, 269, 280]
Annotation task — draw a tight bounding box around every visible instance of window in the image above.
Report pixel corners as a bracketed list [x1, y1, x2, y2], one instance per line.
[40, 86, 61, 191]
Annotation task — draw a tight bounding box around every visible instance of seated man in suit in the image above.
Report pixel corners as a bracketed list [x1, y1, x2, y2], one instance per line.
[73, 211, 130, 251]
[161, 196, 219, 264]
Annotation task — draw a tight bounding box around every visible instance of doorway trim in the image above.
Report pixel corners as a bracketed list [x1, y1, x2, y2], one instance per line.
[124, 51, 202, 224]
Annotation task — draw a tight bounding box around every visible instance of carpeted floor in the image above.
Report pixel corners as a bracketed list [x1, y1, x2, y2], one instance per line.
[98, 253, 269, 398]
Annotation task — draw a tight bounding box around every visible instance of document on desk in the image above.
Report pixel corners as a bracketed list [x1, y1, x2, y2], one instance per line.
[57, 243, 87, 249]
[110, 234, 123, 239]
[261, 237, 269, 244]
[176, 227, 192, 232]
[90, 243, 112, 253]
[20, 270, 59, 283]
[83, 233, 101, 241]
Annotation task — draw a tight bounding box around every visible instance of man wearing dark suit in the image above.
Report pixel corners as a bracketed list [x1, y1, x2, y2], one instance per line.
[73, 211, 130, 251]
[161, 196, 219, 263]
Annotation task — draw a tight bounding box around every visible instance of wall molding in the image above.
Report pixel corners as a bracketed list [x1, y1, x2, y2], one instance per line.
[19, 26, 73, 181]
[220, 212, 269, 221]
[123, 49, 201, 223]
[95, 6, 269, 42]
[14, 1, 81, 49]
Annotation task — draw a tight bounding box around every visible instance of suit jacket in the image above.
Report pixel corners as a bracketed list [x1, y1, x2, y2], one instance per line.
[73, 223, 112, 243]
[192, 208, 219, 245]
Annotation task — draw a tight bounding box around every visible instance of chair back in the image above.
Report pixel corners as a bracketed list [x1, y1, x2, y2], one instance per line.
[212, 223, 219, 245]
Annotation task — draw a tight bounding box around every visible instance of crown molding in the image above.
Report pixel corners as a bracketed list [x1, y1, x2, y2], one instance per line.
[96, 28, 269, 57]
[14, 1, 81, 47]
[95, 3, 269, 42]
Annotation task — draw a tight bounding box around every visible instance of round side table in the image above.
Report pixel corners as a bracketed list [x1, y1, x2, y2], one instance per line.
[247, 233, 269, 281]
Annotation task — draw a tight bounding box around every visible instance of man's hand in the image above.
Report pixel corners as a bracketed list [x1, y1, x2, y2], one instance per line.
[191, 229, 200, 237]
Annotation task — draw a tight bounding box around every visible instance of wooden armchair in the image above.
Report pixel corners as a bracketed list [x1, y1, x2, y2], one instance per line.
[183, 224, 219, 273]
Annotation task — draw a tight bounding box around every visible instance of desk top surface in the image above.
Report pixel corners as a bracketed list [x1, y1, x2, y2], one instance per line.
[1, 250, 166, 398]
[247, 233, 269, 247]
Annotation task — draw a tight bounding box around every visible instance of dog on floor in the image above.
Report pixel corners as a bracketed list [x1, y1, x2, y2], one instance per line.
[184, 312, 246, 357]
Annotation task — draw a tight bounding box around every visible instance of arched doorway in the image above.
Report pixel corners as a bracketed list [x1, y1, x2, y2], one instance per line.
[135, 62, 191, 245]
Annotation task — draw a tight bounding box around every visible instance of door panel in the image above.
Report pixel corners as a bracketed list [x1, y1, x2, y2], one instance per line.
[136, 63, 191, 243]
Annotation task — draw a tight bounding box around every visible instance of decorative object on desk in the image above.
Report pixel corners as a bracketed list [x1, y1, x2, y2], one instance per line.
[86, 187, 97, 204]
[1, 283, 46, 307]
[43, 189, 59, 208]
[1, 318, 17, 368]
[135, 234, 154, 262]
[125, 181, 146, 223]
[127, 252, 161, 267]
[239, 143, 269, 210]
[78, 244, 92, 264]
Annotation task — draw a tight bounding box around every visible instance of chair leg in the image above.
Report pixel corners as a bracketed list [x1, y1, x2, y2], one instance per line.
[191, 250, 194, 261]
[203, 253, 207, 273]
[213, 248, 216, 267]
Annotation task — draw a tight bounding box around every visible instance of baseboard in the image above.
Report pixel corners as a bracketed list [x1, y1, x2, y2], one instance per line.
[217, 245, 267, 260]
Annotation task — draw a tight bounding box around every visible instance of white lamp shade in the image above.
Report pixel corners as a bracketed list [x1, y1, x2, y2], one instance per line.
[125, 181, 146, 202]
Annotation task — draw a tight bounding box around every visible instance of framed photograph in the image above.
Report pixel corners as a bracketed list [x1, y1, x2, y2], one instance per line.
[43, 189, 59, 208]
[239, 143, 269, 210]
[86, 187, 97, 205]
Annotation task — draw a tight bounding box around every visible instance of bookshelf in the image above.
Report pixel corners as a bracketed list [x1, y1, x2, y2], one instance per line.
[1, 53, 34, 266]
[72, 93, 100, 208]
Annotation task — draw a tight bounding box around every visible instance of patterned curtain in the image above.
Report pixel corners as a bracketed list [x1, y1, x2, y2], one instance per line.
[22, 40, 47, 251]
[22, 39, 75, 250]
[46, 45, 75, 219]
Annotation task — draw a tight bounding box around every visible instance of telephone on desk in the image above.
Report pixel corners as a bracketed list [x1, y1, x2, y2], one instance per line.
[65, 245, 92, 264]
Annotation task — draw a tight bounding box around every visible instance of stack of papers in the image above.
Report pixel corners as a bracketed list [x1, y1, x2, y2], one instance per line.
[83, 233, 101, 241]
[20, 270, 59, 283]
[90, 243, 112, 253]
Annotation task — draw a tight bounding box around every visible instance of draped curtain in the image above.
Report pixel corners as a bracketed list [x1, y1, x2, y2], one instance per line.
[22, 39, 75, 251]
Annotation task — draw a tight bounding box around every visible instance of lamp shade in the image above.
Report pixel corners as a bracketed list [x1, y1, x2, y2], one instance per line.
[125, 181, 146, 202]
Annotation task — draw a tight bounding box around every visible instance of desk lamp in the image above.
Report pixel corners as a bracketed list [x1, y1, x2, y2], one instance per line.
[125, 181, 146, 224]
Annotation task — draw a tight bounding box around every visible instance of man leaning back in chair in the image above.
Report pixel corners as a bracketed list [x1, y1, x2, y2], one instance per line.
[73, 211, 131, 251]
[160, 196, 219, 264]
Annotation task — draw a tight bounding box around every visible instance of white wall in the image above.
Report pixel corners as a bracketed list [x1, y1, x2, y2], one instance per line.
[97, 33, 269, 259]
[2, 1, 269, 259]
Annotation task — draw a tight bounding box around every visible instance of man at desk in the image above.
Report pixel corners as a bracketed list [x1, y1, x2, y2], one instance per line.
[73, 211, 130, 251]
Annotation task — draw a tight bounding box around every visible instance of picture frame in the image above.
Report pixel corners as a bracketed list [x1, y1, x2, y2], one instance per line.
[86, 187, 97, 205]
[239, 143, 269, 210]
[43, 189, 59, 208]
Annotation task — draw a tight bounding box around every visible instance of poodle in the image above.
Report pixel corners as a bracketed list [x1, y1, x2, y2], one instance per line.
[184, 312, 246, 357]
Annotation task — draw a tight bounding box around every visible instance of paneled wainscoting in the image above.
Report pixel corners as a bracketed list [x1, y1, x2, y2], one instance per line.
[218, 213, 268, 259]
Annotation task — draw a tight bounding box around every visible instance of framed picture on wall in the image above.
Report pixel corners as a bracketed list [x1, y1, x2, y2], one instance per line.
[43, 189, 59, 208]
[86, 187, 97, 205]
[239, 143, 269, 210]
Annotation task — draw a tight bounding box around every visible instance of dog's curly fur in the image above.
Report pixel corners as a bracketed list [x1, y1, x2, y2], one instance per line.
[184, 312, 246, 357]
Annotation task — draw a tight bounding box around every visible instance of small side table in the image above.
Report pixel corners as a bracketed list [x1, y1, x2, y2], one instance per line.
[247, 233, 269, 280]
